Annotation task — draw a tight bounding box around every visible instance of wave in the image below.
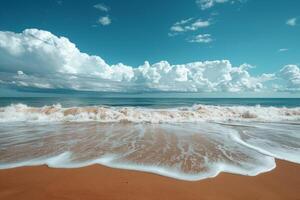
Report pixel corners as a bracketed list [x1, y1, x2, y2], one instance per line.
[1, 121, 299, 181]
[0, 103, 300, 123]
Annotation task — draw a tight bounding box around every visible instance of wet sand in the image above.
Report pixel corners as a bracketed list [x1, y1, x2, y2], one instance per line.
[0, 160, 299, 200]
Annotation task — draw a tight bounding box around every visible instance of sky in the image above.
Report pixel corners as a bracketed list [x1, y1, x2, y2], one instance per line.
[0, 0, 299, 97]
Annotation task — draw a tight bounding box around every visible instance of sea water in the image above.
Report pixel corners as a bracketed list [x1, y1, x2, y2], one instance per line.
[0, 97, 299, 180]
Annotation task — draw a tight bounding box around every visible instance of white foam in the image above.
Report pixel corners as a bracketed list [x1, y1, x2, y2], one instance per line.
[224, 122, 300, 164]
[0, 103, 299, 123]
[0, 106, 299, 181]
[0, 121, 290, 181]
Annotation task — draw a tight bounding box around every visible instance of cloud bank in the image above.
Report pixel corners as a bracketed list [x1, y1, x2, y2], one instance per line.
[0, 29, 298, 93]
[278, 65, 300, 92]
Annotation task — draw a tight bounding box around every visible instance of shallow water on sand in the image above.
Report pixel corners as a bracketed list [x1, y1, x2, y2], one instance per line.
[1, 98, 300, 180]
[0, 117, 300, 180]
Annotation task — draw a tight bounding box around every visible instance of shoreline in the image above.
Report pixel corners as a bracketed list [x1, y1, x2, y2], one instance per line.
[0, 159, 300, 200]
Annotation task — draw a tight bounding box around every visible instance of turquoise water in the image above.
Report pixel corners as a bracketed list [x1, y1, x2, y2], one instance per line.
[0, 97, 299, 107]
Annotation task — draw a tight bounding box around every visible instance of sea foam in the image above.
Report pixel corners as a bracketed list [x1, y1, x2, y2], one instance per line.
[0, 103, 299, 123]
[0, 118, 299, 181]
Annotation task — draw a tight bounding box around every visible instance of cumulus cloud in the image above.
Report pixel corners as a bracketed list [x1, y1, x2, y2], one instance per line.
[169, 18, 211, 36]
[188, 34, 213, 43]
[94, 3, 110, 12]
[0, 29, 297, 93]
[196, 0, 243, 10]
[277, 65, 300, 92]
[98, 16, 111, 26]
[0, 29, 109, 75]
[286, 18, 297, 26]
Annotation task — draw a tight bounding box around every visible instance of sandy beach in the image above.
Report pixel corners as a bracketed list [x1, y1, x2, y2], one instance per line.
[1, 0, 300, 199]
[0, 160, 299, 200]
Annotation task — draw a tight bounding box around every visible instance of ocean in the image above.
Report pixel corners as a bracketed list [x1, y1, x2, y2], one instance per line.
[1, 97, 300, 107]
[0, 97, 299, 180]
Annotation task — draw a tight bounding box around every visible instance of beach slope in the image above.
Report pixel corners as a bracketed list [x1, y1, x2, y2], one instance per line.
[0, 160, 300, 200]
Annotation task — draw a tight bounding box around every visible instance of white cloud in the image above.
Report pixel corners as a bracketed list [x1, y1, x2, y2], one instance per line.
[196, 0, 242, 10]
[0, 29, 297, 93]
[98, 16, 111, 26]
[93, 3, 111, 26]
[188, 34, 213, 43]
[169, 18, 211, 35]
[277, 65, 300, 91]
[94, 3, 110, 12]
[286, 18, 297, 26]
[278, 48, 288, 52]
[0, 29, 109, 75]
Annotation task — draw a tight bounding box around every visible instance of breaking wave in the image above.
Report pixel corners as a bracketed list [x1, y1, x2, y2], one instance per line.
[0, 103, 300, 181]
[0, 103, 300, 123]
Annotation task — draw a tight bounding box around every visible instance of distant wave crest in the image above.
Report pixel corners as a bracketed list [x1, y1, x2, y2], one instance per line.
[0, 103, 299, 123]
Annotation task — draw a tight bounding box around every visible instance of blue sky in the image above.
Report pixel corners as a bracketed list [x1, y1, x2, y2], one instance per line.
[0, 0, 299, 97]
